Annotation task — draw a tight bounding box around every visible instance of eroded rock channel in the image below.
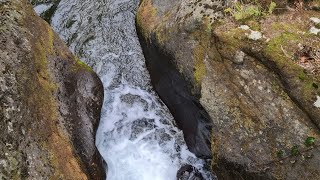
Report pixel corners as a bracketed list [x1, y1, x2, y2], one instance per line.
[5, 0, 320, 179]
[32, 0, 214, 179]
[137, 32, 213, 159]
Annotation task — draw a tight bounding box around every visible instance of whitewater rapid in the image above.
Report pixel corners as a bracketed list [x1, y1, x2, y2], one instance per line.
[35, 0, 213, 179]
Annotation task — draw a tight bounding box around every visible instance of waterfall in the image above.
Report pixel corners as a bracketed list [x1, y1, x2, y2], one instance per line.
[36, 0, 213, 179]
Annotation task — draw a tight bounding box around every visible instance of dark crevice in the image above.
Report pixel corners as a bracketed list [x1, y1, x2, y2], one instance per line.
[213, 157, 275, 180]
[137, 29, 213, 159]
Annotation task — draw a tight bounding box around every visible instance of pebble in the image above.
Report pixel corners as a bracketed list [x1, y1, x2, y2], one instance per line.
[248, 31, 263, 40]
[310, 17, 320, 24]
[309, 27, 320, 35]
[314, 96, 320, 108]
[233, 50, 245, 64]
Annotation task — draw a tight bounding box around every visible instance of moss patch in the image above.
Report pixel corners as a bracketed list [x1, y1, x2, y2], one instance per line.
[136, 0, 158, 40]
[75, 57, 94, 72]
[193, 45, 207, 86]
[22, 1, 91, 179]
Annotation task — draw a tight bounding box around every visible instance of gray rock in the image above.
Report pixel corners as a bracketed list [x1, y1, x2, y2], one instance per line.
[0, 0, 105, 179]
[137, 0, 320, 179]
[233, 51, 245, 64]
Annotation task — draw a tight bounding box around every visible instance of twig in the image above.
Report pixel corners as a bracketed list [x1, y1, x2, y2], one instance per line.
[281, 45, 291, 58]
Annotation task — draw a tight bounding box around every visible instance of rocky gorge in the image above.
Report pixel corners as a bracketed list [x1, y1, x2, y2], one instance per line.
[1, 0, 320, 179]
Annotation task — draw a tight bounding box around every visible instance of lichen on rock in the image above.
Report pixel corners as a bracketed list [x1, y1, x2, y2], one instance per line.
[0, 0, 105, 179]
[137, 0, 320, 179]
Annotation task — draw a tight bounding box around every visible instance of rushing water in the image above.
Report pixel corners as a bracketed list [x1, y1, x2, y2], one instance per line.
[35, 0, 213, 179]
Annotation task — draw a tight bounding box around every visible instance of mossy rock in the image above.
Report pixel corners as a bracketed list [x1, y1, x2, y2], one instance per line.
[0, 0, 105, 179]
[137, 0, 320, 179]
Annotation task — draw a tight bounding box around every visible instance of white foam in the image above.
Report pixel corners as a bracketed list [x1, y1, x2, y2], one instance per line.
[34, 4, 53, 15]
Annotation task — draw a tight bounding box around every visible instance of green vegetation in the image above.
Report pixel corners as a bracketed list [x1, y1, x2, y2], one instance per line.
[75, 58, 94, 72]
[290, 145, 300, 156]
[276, 149, 285, 158]
[224, 1, 277, 21]
[298, 71, 307, 81]
[305, 137, 316, 147]
[268, 1, 277, 14]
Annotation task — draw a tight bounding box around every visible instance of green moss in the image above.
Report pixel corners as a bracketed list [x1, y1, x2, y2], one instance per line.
[75, 58, 94, 72]
[264, 21, 320, 101]
[265, 32, 301, 74]
[271, 22, 299, 32]
[219, 28, 248, 48]
[301, 83, 316, 102]
[298, 71, 307, 81]
[267, 33, 299, 52]
[46, 27, 54, 54]
[193, 45, 207, 86]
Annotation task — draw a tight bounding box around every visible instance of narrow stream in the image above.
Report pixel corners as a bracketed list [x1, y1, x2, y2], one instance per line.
[36, 0, 213, 179]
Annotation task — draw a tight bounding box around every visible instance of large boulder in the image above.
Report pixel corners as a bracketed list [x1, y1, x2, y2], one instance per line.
[137, 0, 320, 179]
[0, 0, 105, 179]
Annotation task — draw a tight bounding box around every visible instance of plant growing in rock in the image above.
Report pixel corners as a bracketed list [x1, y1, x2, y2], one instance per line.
[305, 137, 316, 147]
[224, 1, 277, 21]
[290, 145, 300, 156]
[268, 1, 277, 14]
[298, 71, 307, 81]
[276, 149, 285, 158]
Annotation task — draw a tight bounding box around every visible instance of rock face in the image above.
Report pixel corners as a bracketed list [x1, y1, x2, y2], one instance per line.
[0, 0, 105, 179]
[138, 32, 213, 158]
[137, 0, 320, 179]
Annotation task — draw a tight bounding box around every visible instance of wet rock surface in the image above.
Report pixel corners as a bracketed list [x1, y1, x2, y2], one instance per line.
[137, 0, 320, 179]
[177, 165, 204, 180]
[0, 0, 104, 179]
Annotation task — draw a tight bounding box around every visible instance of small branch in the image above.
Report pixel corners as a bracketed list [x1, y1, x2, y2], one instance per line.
[281, 45, 291, 58]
